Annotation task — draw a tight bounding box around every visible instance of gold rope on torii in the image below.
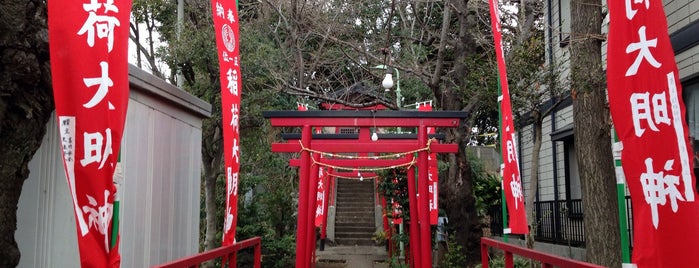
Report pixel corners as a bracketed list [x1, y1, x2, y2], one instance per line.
[326, 172, 380, 180]
[309, 155, 417, 173]
[297, 138, 437, 160]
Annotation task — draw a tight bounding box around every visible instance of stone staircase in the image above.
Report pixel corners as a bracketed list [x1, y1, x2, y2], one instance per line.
[334, 178, 376, 246]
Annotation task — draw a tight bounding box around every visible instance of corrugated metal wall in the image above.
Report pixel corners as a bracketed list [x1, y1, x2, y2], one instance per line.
[16, 66, 211, 267]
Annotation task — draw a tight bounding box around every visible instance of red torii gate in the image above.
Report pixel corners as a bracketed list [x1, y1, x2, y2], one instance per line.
[262, 110, 468, 268]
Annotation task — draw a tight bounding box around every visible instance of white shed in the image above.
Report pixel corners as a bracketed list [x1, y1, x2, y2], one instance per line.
[15, 65, 211, 267]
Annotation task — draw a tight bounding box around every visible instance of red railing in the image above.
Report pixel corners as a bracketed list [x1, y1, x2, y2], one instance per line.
[480, 237, 605, 268]
[153, 237, 261, 268]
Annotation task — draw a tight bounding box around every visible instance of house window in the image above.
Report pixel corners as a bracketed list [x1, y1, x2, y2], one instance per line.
[682, 80, 699, 188]
[550, 124, 582, 217]
[563, 138, 583, 217]
[558, 0, 571, 47]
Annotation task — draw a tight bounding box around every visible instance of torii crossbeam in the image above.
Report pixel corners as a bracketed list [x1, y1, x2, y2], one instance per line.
[263, 110, 468, 268]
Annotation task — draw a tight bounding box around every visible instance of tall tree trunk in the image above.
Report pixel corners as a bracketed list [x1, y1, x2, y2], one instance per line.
[200, 117, 223, 268]
[442, 123, 482, 265]
[525, 112, 543, 248]
[202, 118, 223, 254]
[0, 1, 53, 266]
[431, 1, 483, 263]
[204, 169, 219, 252]
[570, 0, 621, 266]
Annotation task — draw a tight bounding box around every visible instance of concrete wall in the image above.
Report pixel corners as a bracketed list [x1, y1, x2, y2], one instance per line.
[16, 65, 211, 267]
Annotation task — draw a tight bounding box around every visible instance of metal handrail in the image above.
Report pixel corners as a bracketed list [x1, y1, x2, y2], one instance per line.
[480, 237, 605, 268]
[152, 237, 261, 268]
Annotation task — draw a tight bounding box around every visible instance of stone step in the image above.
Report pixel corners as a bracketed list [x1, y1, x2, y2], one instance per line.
[335, 199, 374, 205]
[335, 211, 374, 217]
[335, 225, 375, 233]
[336, 194, 374, 200]
[337, 192, 373, 196]
[335, 214, 373, 218]
[336, 212, 374, 218]
[337, 183, 374, 188]
[336, 199, 374, 204]
[336, 205, 374, 211]
[336, 191, 374, 196]
[335, 223, 373, 228]
[336, 200, 373, 204]
[335, 213, 373, 218]
[336, 195, 374, 200]
[335, 231, 374, 239]
[335, 220, 374, 226]
[334, 238, 375, 246]
[335, 207, 373, 213]
[334, 229, 373, 236]
[335, 217, 375, 224]
[334, 178, 376, 246]
[337, 205, 374, 211]
[335, 210, 373, 217]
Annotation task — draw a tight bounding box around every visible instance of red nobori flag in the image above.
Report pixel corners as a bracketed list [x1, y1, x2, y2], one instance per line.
[313, 124, 326, 227]
[315, 166, 326, 227]
[607, 0, 699, 266]
[211, 0, 242, 246]
[391, 176, 403, 224]
[487, 0, 527, 234]
[391, 199, 403, 224]
[418, 102, 439, 225]
[48, 0, 131, 266]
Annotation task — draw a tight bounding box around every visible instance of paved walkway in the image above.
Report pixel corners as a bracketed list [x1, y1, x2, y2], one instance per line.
[316, 245, 389, 268]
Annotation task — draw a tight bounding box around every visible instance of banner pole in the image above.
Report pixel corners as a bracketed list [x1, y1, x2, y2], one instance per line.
[496, 72, 509, 242]
[612, 129, 631, 263]
[501, 182, 508, 242]
[111, 152, 122, 249]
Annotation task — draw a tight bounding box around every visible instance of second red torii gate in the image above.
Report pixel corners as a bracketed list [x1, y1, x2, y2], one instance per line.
[262, 110, 468, 268]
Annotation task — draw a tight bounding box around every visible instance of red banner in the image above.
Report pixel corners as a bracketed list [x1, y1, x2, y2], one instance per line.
[48, 0, 131, 265]
[391, 177, 403, 224]
[315, 166, 326, 227]
[211, 0, 242, 246]
[607, 0, 699, 266]
[487, 0, 528, 234]
[313, 125, 326, 227]
[391, 199, 403, 224]
[418, 102, 439, 224]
